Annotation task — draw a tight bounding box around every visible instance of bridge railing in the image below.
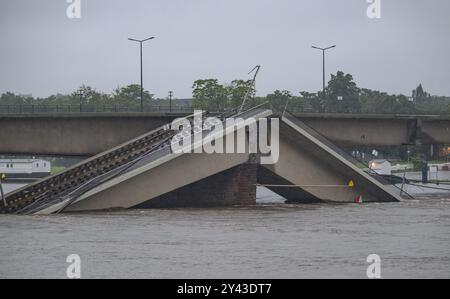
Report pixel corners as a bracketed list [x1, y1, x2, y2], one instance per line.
[2, 104, 450, 116]
[0, 104, 195, 114]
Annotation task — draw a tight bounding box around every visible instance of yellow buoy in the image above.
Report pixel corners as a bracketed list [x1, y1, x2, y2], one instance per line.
[348, 180, 355, 188]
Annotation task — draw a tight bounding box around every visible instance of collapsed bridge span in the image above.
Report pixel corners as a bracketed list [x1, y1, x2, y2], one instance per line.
[0, 107, 402, 214]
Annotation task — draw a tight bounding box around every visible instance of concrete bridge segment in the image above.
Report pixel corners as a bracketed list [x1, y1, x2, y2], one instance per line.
[2, 109, 404, 214]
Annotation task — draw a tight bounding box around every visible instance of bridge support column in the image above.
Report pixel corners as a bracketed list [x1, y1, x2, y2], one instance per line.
[134, 158, 257, 209]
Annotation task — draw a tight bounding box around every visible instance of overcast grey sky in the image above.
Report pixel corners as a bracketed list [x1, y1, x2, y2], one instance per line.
[1, 0, 449, 98]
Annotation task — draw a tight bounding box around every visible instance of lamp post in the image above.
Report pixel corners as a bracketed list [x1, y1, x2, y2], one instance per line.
[312, 45, 336, 97]
[78, 88, 83, 112]
[128, 36, 155, 112]
[168, 91, 173, 112]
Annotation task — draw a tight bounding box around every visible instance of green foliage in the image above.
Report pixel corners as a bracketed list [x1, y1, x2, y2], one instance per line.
[111, 84, 153, 107]
[266, 90, 292, 112]
[192, 79, 257, 111]
[1, 73, 449, 114]
[192, 79, 228, 111]
[298, 91, 322, 112]
[413, 95, 450, 114]
[0, 84, 154, 109]
[359, 89, 416, 114]
[0, 92, 35, 105]
[72, 85, 108, 105]
[323, 71, 361, 113]
[228, 80, 255, 109]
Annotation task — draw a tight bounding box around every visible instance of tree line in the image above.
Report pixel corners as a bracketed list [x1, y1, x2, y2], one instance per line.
[1, 71, 450, 114]
[0, 84, 154, 108]
[192, 72, 450, 114]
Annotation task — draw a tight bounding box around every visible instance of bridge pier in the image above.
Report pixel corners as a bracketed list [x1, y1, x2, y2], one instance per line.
[134, 158, 257, 208]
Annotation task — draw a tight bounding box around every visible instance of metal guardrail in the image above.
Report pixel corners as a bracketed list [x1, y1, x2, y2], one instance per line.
[276, 105, 450, 116]
[0, 103, 269, 115]
[2, 104, 450, 116]
[0, 105, 195, 114]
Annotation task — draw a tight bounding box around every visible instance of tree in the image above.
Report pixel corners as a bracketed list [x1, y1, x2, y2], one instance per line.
[0, 92, 33, 105]
[71, 85, 107, 106]
[266, 90, 292, 112]
[325, 71, 361, 113]
[299, 91, 321, 112]
[192, 79, 229, 111]
[359, 88, 416, 114]
[228, 79, 255, 109]
[111, 84, 153, 107]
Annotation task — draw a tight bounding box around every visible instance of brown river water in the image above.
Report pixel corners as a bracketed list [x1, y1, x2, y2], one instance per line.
[1, 189, 449, 279]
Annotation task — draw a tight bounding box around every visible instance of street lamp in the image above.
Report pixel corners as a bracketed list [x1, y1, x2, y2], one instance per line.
[168, 91, 173, 112]
[312, 45, 336, 97]
[78, 88, 84, 112]
[128, 36, 155, 112]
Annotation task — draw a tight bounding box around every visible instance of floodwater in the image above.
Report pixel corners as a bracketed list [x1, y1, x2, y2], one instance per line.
[0, 189, 449, 279]
[1, 183, 26, 194]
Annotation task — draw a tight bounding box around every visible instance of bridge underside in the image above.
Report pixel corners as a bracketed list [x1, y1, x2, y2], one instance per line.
[257, 166, 321, 204]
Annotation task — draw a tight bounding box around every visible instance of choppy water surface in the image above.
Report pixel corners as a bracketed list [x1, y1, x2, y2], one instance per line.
[1, 191, 449, 279]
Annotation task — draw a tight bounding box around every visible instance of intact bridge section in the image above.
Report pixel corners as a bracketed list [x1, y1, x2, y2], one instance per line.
[1, 113, 449, 156]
